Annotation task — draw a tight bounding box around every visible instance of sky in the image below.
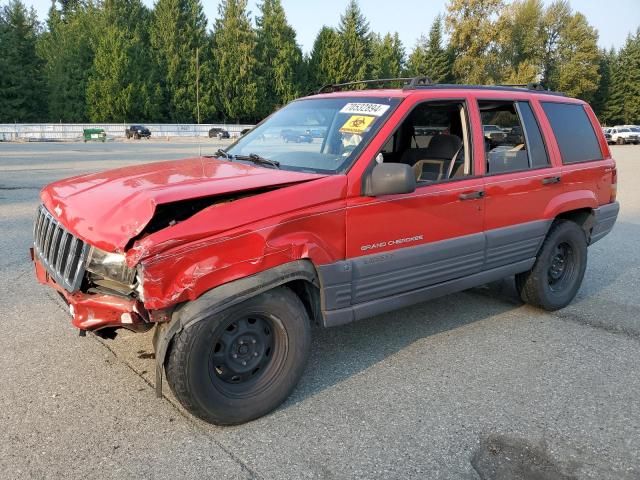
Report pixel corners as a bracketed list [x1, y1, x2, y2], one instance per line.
[25, 0, 640, 54]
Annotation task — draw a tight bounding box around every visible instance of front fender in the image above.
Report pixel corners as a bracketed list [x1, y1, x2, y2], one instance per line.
[152, 259, 319, 397]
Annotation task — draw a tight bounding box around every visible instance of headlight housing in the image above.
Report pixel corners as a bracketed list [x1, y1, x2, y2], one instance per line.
[86, 247, 136, 285]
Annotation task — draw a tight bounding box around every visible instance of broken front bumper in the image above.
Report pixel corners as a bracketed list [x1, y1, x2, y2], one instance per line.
[32, 249, 150, 333]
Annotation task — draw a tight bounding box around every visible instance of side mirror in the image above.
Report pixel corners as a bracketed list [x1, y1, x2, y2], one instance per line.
[364, 163, 416, 197]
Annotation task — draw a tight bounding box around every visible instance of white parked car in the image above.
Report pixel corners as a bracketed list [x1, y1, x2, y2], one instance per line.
[610, 126, 639, 145]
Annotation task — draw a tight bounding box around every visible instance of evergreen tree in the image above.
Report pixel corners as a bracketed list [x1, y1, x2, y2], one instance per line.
[210, 0, 259, 121]
[370, 32, 404, 80]
[150, 0, 210, 122]
[38, 1, 100, 122]
[255, 0, 303, 117]
[307, 26, 342, 88]
[406, 15, 452, 83]
[86, 0, 161, 122]
[0, 0, 46, 122]
[591, 48, 614, 122]
[606, 31, 640, 124]
[335, 0, 371, 83]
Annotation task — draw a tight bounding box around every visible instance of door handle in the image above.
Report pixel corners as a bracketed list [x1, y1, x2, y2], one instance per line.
[458, 190, 485, 200]
[542, 175, 561, 185]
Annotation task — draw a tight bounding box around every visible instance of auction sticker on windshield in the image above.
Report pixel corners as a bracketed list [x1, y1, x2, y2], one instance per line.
[340, 115, 376, 134]
[339, 103, 390, 116]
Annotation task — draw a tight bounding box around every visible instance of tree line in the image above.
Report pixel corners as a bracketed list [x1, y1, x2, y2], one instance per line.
[0, 0, 638, 125]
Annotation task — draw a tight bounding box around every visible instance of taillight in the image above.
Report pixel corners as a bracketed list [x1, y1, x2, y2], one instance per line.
[610, 167, 617, 202]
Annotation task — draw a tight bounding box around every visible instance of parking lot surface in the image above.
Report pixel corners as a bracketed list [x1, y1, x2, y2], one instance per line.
[0, 141, 638, 479]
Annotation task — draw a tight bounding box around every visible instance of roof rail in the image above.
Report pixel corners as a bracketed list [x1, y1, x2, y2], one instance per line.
[409, 83, 565, 96]
[315, 77, 565, 96]
[317, 76, 432, 94]
[498, 82, 547, 91]
[404, 76, 434, 89]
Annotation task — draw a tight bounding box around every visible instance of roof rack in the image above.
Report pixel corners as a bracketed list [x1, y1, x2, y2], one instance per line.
[317, 76, 433, 94]
[498, 82, 547, 91]
[315, 77, 564, 96]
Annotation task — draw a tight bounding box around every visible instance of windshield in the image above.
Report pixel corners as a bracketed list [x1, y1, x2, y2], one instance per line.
[224, 97, 400, 174]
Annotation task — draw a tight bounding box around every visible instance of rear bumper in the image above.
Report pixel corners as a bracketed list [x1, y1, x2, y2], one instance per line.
[590, 201, 620, 244]
[32, 251, 150, 333]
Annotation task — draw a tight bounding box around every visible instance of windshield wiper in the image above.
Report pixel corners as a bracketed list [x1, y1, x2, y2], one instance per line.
[234, 153, 280, 169]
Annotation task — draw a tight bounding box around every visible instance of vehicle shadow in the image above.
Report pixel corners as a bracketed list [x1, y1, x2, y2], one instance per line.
[283, 220, 639, 409]
[285, 288, 522, 408]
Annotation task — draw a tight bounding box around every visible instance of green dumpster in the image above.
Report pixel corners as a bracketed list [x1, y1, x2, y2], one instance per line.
[83, 128, 106, 142]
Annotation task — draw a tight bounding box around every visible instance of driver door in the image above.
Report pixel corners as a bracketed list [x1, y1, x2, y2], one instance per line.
[345, 97, 486, 305]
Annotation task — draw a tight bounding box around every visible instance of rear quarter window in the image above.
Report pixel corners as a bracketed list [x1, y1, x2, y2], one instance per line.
[541, 102, 603, 164]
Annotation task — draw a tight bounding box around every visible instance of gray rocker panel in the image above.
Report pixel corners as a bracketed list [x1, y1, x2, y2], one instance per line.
[318, 220, 552, 326]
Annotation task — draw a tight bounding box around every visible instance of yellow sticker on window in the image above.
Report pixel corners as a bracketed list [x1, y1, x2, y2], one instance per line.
[340, 115, 376, 134]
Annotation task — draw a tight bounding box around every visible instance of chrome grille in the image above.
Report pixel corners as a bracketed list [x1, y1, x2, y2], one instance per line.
[33, 205, 89, 292]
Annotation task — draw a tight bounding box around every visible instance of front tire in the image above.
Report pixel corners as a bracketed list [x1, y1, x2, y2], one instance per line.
[166, 287, 311, 425]
[515, 220, 587, 311]
[617, 137, 625, 145]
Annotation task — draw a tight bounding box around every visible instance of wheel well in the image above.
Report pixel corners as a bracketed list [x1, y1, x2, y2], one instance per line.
[284, 279, 322, 326]
[555, 208, 594, 237]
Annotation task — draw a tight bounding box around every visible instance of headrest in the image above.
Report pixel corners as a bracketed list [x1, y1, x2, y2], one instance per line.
[426, 134, 462, 159]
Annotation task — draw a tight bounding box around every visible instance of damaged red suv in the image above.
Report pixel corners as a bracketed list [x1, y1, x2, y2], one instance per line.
[32, 78, 619, 425]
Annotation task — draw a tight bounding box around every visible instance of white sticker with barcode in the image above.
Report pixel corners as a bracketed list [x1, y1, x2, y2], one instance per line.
[339, 103, 390, 117]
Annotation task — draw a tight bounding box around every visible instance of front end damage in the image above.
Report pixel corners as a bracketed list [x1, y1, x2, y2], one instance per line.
[30, 209, 152, 337]
[33, 253, 150, 336]
[31, 192, 251, 338]
[31, 157, 343, 357]
[31, 172, 329, 338]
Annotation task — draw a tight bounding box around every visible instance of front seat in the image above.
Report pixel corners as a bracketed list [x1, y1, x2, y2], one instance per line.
[400, 134, 463, 181]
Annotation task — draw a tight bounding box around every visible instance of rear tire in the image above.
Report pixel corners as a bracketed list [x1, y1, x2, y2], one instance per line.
[166, 287, 311, 425]
[515, 220, 587, 311]
[617, 137, 625, 145]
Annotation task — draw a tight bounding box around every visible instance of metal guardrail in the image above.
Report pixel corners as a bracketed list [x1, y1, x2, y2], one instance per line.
[0, 123, 255, 141]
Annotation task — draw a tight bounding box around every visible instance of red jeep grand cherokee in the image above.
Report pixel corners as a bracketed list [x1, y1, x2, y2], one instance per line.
[32, 78, 619, 425]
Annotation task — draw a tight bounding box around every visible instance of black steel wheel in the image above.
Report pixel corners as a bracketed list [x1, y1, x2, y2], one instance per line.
[515, 220, 587, 311]
[208, 314, 286, 396]
[547, 242, 577, 293]
[166, 287, 311, 425]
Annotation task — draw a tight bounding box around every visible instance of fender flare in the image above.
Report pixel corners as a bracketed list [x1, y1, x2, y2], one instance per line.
[542, 190, 598, 220]
[152, 259, 320, 397]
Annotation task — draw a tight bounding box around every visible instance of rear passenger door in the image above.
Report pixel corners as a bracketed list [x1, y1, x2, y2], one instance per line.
[479, 100, 560, 270]
[540, 102, 612, 206]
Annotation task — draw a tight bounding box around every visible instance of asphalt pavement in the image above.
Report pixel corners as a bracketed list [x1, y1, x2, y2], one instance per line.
[0, 140, 638, 479]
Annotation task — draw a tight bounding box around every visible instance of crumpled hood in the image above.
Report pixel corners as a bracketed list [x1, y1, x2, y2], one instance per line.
[41, 157, 325, 253]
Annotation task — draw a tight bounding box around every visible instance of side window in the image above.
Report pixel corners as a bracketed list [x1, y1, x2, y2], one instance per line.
[517, 102, 550, 169]
[480, 100, 549, 174]
[379, 100, 473, 183]
[541, 102, 603, 164]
